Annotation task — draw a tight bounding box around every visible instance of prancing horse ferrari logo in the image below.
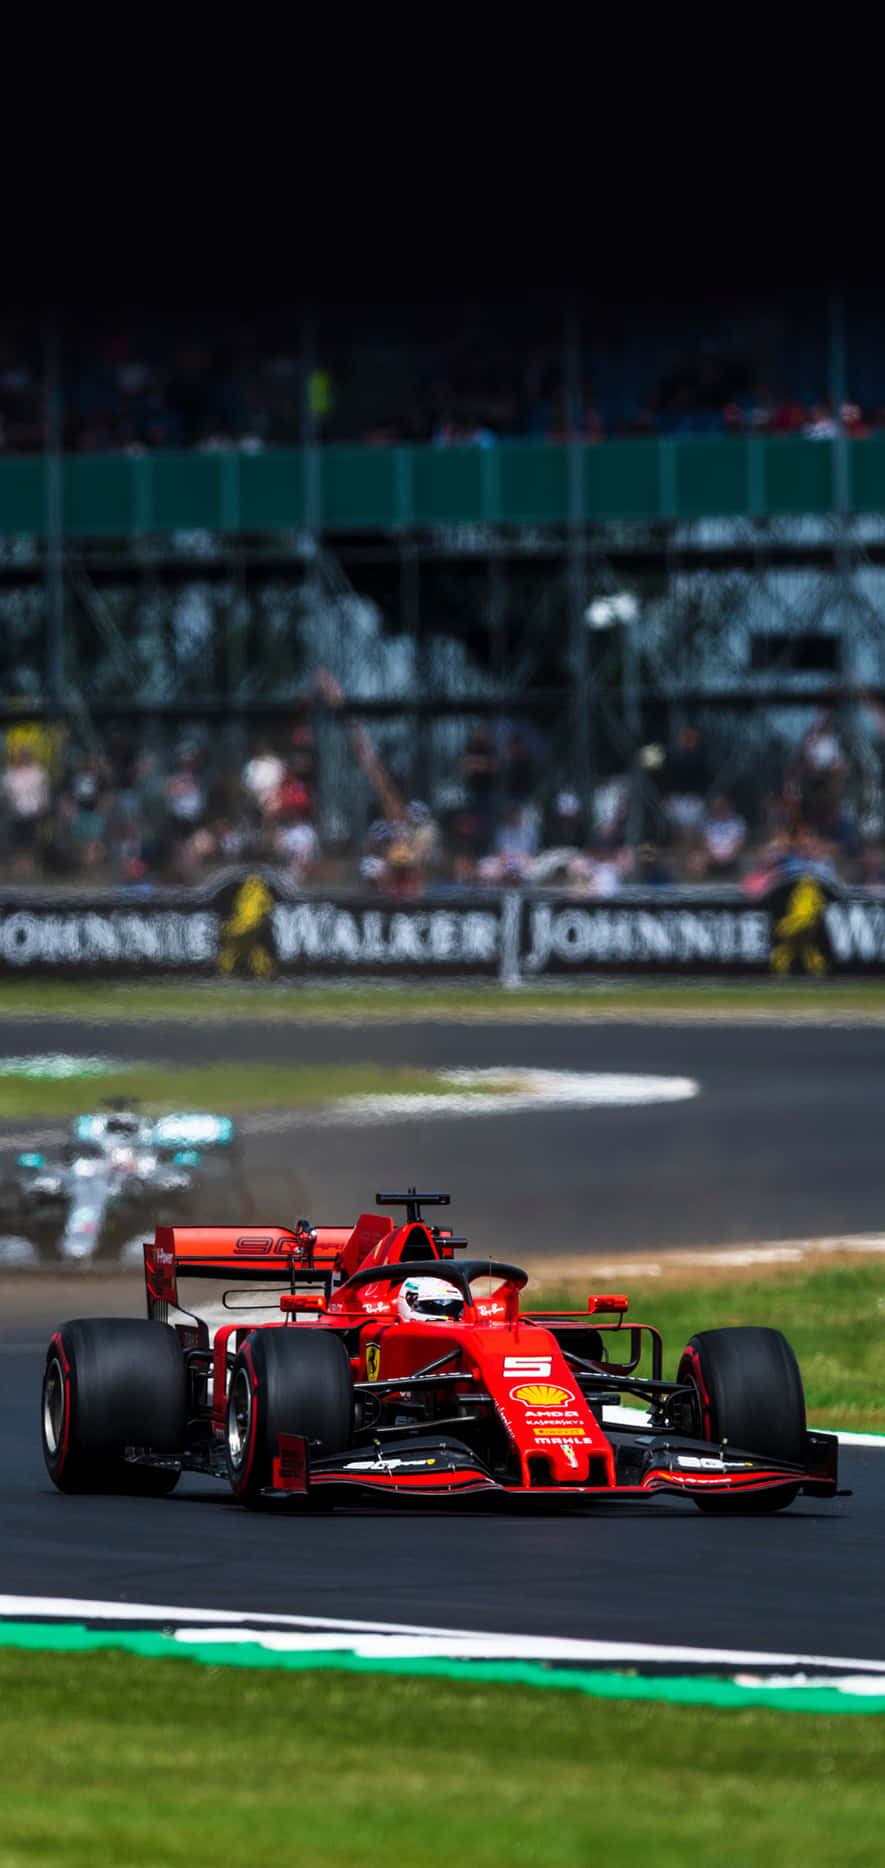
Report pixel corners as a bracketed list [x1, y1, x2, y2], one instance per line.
[366, 1343, 381, 1381]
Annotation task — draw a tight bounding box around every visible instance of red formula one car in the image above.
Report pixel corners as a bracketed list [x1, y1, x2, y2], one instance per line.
[41, 1191, 839, 1512]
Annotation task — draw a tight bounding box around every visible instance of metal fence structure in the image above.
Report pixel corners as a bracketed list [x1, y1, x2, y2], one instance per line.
[4, 434, 885, 853]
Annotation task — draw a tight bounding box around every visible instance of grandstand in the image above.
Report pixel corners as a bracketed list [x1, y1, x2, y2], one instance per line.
[3, 292, 885, 898]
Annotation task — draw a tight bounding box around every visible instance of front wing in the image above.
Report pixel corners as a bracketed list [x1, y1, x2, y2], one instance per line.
[271, 1427, 840, 1504]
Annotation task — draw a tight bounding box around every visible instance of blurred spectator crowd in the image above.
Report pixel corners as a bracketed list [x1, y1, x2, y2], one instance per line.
[0, 713, 322, 890]
[4, 693, 885, 899]
[2, 322, 883, 454]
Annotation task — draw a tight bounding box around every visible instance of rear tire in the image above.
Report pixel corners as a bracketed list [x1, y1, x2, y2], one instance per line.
[42, 1318, 186, 1495]
[226, 1328, 353, 1508]
[677, 1326, 806, 1514]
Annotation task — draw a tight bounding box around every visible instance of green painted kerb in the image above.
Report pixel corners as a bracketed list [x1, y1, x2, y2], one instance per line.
[2, 1622, 884, 1716]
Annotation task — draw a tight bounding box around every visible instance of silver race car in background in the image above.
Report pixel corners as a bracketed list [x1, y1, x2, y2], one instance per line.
[0, 1099, 250, 1264]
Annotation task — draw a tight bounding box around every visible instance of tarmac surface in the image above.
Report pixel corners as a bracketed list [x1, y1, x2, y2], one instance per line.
[2, 1016, 884, 1253]
[2, 1015, 884, 1656]
[2, 1332, 880, 1656]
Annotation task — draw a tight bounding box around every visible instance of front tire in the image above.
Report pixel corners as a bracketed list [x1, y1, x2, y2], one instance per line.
[42, 1318, 186, 1494]
[677, 1326, 806, 1514]
[226, 1328, 353, 1508]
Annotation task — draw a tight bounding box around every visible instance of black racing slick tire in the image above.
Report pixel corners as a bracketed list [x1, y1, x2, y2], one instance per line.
[677, 1326, 806, 1514]
[42, 1318, 187, 1495]
[226, 1328, 353, 1509]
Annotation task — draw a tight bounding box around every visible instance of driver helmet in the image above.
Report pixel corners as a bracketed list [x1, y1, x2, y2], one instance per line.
[106, 1114, 139, 1136]
[396, 1275, 464, 1325]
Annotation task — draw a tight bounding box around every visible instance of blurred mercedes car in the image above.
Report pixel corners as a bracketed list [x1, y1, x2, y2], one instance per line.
[0, 1099, 249, 1264]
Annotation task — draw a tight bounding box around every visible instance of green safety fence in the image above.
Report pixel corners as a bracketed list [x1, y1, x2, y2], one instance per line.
[3, 436, 885, 538]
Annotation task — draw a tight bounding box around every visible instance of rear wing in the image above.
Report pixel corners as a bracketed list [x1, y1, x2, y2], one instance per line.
[144, 1224, 350, 1305]
[144, 1209, 401, 1304]
[144, 1206, 460, 1310]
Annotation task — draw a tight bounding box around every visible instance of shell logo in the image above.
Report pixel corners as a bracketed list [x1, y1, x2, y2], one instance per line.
[511, 1383, 574, 1407]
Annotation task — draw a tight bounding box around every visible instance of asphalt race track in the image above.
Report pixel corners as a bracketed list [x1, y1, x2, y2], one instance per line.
[2, 1014, 884, 1659]
[2, 1333, 882, 1658]
[3, 1017, 885, 1252]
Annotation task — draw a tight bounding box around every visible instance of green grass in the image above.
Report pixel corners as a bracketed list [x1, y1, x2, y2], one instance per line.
[532, 1263, 885, 1431]
[0, 1650, 882, 1868]
[0, 1061, 515, 1121]
[2, 977, 885, 1023]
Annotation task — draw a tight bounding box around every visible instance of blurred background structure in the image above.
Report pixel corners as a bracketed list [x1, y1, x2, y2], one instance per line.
[5, 290, 885, 898]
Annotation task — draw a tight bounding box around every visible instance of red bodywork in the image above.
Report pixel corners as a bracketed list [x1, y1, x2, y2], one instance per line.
[142, 1210, 838, 1506]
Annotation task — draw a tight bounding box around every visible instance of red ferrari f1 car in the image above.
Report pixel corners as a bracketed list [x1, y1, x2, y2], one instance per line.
[42, 1190, 839, 1512]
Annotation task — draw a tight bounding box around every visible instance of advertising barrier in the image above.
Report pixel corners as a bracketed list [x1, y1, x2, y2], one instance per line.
[0, 868, 884, 981]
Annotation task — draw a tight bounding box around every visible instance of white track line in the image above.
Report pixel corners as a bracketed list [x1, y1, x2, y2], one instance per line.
[326, 1069, 700, 1124]
[0, 1070, 699, 1147]
[0, 1596, 474, 1638]
[233, 1072, 699, 1132]
[2, 1594, 885, 1676]
[600, 1403, 885, 1446]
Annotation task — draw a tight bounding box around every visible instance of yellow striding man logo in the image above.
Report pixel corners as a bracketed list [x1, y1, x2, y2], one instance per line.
[218, 875, 276, 979]
[770, 877, 828, 976]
